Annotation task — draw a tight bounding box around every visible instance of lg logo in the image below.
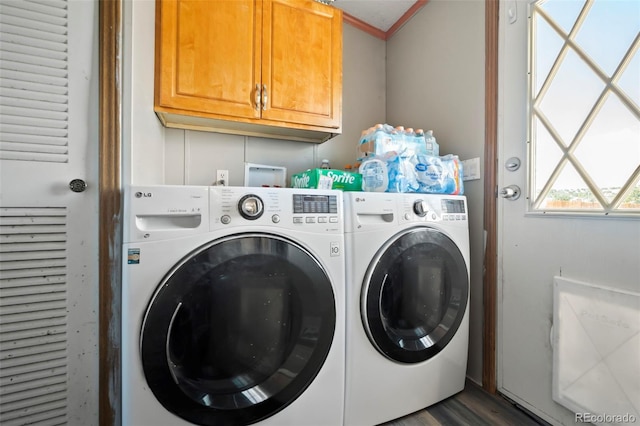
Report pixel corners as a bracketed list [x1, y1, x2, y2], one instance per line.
[135, 192, 152, 198]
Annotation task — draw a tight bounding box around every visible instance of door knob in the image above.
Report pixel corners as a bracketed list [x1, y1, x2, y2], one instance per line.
[500, 185, 521, 200]
[69, 179, 87, 193]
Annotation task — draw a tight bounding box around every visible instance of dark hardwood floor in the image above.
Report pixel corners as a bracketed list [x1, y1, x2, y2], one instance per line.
[382, 380, 548, 426]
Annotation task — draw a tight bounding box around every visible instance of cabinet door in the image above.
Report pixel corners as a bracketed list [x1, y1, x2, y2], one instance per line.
[155, 0, 262, 119]
[262, 0, 342, 129]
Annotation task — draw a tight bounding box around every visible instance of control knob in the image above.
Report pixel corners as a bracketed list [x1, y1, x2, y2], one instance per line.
[413, 199, 429, 217]
[239, 194, 264, 220]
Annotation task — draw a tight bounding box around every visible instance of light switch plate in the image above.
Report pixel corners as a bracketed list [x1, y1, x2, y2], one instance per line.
[461, 158, 481, 181]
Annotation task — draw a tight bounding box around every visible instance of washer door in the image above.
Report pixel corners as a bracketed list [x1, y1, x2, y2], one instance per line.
[140, 234, 336, 426]
[362, 227, 468, 364]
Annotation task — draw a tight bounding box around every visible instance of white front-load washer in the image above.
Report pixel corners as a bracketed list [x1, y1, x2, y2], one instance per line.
[342, 192, 470, 426]
[122, 185, 345, 426]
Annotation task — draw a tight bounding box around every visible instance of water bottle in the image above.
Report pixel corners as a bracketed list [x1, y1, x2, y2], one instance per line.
[359, 158, 388, 192]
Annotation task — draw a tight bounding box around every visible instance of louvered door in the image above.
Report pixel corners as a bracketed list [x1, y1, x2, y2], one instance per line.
[0, 1, 99, 425]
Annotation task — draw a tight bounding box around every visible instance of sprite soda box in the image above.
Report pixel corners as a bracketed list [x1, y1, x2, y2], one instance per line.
[291, 168, 362, 191]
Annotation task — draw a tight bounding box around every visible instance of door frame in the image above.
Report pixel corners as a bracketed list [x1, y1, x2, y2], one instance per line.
[483, 0, 499, 394]
[99, 0, 122, 424]
[95, 1, 501, 421]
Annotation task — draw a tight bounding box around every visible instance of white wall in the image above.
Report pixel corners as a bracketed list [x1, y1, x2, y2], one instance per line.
[386, 0, 486, 384]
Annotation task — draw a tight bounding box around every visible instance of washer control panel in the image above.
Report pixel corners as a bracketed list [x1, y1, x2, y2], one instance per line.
[400, 194, 467, 223]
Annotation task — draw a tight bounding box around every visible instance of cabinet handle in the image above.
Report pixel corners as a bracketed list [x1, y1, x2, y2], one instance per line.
[254, 84, 261, 110]
[262, 84, 268, 110]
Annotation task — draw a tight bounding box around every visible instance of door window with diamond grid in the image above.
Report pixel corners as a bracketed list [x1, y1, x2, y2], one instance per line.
[529, 0, 640, 214]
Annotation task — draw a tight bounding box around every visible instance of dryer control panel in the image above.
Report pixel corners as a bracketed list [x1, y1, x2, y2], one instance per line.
[211, 187, 343, 234]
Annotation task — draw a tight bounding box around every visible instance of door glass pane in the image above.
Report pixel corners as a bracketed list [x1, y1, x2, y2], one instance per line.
[618, 50, 640, 107]
[537, 49, 605, 144]
[574, 0, 640, 76]
[573, 94, 640, 201]
[538, 0, 584, 34]
[530, 0, 640, 214]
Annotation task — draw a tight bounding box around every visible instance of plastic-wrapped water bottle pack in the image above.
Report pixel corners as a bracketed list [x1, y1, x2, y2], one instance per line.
[356, 124, 464, 195]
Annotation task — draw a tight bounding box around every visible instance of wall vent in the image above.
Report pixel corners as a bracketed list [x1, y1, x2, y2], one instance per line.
[0, 207, 68, 425]
[0, 0, 69, 163]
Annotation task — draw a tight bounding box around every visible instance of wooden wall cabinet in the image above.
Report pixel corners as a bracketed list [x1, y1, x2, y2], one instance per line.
[154, 0, 343, 143]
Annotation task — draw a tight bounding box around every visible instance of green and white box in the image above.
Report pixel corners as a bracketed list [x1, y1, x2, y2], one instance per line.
[291, 169, 362, 191]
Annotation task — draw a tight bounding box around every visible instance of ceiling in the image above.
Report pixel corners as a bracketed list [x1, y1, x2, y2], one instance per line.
[334, 0, 425, 37]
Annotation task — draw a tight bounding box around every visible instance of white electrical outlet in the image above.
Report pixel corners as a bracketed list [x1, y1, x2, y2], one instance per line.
[216, 170, 229, 186]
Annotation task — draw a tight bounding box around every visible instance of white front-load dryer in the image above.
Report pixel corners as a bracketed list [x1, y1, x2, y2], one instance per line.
[122, 185, 345, 426]
[342, 192, 470, 426]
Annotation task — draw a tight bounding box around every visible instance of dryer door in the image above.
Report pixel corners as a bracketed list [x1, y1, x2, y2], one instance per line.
[140, 234, 336, 426]
[362, 227, 468, 364]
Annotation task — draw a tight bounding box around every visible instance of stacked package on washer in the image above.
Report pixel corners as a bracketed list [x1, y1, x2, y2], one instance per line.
[357, 124, 464, 194]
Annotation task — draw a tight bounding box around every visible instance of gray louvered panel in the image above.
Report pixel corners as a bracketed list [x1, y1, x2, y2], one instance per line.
[0, 105, 68, 121]
[27, 0, 67, 10]
[0, 51, 67, 71]
[0, 258, 66, 271]
[1, 332, 66, 353]
[0, 14, 67, 38]
[0, 348, 66, 371]
[0, 234, 65, 244]
[0, 224, 65, 234]
[0, 204, 68, 423]
[0, 96, 68, 113]
[2, 412, 66, 426]
[0, 377, 66, 401]
[0, 37, 67, 58]
[1, 63, 68, 82]
[0, 316, 66, 334]
[0, 115, 68, 130]
[0, 133, 67, 148]
[5, 0, 66, 18]
[0, 124, 68, 138]
[1, 400, 66, 424]
[0, 275, 65, 288]
[0, 299, 66, 316]
[0, 0, 69, 164]
[0, 322, 65, 343]
[0, 358, 66, 381]
[1, 67, 67, 86]
[0, 307, 66, 324]
[0, 242, 66, 253]
[0, 208, 66, 217]
[0, 250, 65, 262]
[0, 3, 66, 27]
[0, 214, 66, 226]
[1, 365, 65, 387]
[0, 87, 67, 104]
[1, 290, 66, 308]
[0, 267, 66, 281]
[0, 151, 67, 162]
[0, 77, 67, 95]
[0, 142, 67, 156]
[0, 371, 65, 393]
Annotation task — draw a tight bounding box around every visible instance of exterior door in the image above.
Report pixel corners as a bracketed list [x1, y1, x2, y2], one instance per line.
[0, 1, 99, 424]
[140, 234, 336, 426]
[497, 1, 640, 424]
[362, 227, 468, 364]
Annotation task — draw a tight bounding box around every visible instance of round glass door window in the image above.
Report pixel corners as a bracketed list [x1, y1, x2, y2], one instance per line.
[362, 227, 468, 364]
[140, 234, 336, 426]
